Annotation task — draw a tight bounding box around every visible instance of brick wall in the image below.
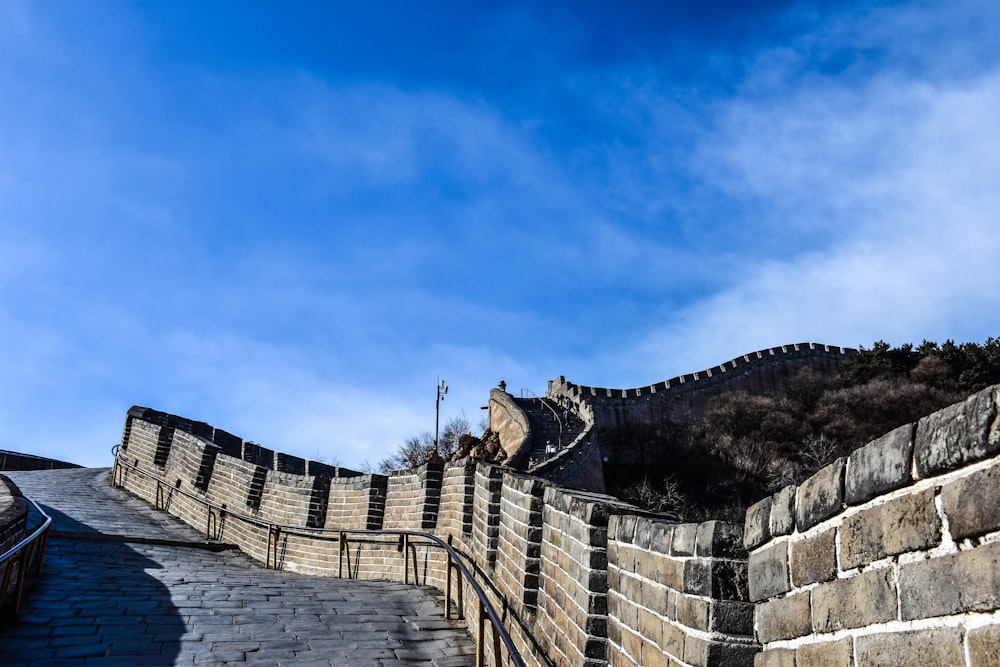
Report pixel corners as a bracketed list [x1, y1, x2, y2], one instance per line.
[114, 405, 768, 667]
[607, 517, 757, 667]
[745, 385, 1000, 667]
[534, 487, 637, 667]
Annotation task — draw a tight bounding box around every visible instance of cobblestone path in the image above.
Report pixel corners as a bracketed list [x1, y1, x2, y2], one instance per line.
[0, 468, 475, 666]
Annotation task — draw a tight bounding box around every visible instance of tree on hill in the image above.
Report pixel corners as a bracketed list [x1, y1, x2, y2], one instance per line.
[609, 337, 1000, 523]
[374, 413, 471, 473]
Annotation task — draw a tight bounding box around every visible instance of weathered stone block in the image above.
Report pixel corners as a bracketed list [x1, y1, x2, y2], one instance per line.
[941, 462, 1000, 541]
[755, 591, 811, 643]
[899, 539, 1000, 619]
[748, 541, 789, 602]
[672, 523, 698, 556]
[856, 628, 964, 667]
[811, 568, 896, 632]
[839, 487, 940, 570]
[768, 486, 795, 538]
[754, 648, 794, 667]
[696, 521, 744, 558]
[790, 527, 836, 586]
[649, 521, 674, 554]
[676, 595, 709, 631]
[796, 458, 845, 531]
[845, 423, 914, 505]
[744, 496, 772, 551]
[914, 387, 1000, 478]
[969, 624, 1000, 667]
[712, 600, 754, 635]
[796, 637, 852, 667]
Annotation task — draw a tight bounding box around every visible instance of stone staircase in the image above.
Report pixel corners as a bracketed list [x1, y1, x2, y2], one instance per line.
[515, 396, 588, 469]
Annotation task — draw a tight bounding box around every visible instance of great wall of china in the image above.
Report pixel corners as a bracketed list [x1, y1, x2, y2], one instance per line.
[3, 342, 1000, 666]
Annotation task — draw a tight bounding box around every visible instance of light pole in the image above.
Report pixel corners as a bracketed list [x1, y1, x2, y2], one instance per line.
[435, 377, 448, 453]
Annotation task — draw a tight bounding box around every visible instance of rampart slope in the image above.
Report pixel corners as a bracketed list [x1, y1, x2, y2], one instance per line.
[104, 349, 1000, 666]
[497, 342, 851, 492]
[114, 406, 759, 667]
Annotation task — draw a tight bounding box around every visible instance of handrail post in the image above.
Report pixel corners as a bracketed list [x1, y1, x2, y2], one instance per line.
[338, 531, 346, 578]
[445, 559, 453, 620]
[476, 600, 486, 667]
[402, 534, 409, 585]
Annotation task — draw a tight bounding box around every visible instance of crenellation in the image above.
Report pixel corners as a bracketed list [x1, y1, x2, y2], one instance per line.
[111, 382, 1000, 667]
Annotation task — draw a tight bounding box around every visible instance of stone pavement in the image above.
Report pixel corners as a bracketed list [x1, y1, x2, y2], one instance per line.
[0, 468, 476, 666]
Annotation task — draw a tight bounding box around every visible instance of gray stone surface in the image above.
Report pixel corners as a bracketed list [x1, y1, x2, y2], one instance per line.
[743, 496, 771, 551]
[845, 423, 914, 505]
[940, 462, 1000, 541]
[0, 468, 475, 666]
[855, 628, 963, 667]
[795, 458, 846, 531]
[768, 486, 795, 538]
[748, 541, 789, 602]
[914, 387, 1000, 478]
[811, 568, 896, 632]
[755, 591, 811, 643]
[790, 527, 837, 586]
[839, 487, 940, 570]
[899, 539, 1000, 620]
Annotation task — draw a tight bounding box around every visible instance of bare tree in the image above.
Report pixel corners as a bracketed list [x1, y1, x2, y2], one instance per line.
[376, 414, 472, 473]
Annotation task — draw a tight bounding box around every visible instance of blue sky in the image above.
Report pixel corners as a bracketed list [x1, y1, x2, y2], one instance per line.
[2, 1, 999, 468]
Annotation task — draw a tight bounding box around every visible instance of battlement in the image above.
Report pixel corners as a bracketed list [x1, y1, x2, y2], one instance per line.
[108, 367, 1000, 666]
[115, 406, 759, 667]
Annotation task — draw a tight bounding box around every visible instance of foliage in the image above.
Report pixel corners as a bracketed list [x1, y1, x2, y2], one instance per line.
[374, 414, 471, 473]
[606, 337, 1000, 524]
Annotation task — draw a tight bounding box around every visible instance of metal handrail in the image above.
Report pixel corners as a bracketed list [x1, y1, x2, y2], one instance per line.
[0, 493, 52, 614]
[519, 388, 563, 447]
[112, 452, 525, 667]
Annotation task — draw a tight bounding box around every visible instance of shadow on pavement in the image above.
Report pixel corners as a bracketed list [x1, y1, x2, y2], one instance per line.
[0, 503, 186, 666]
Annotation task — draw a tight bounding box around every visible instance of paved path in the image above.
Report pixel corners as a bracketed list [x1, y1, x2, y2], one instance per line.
[0, 468, 475, 666]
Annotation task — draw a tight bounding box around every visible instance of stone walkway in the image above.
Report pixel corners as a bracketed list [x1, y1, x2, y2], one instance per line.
[0, 468, 476, 666]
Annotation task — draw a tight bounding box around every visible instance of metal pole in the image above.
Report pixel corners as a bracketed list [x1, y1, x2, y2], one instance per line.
[435, 378, 448, 453]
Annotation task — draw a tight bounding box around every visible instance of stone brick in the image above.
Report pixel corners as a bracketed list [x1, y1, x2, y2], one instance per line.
[754, 648, 794, 667]
[899, 539, 1000, 619]
[755, 591, 810, 643]
[696, 521, 744, 558]
[811, 568, 896, 632]
[748, 541, 789, 602]
[649, 521, 674, 555]
[795, 458, 845, 531]
[672, 523, 698, 556]
[969, 624, 1000, 667]
[768, 486, 795, 538]
[711, 600, 754, 635]
[914, 386, 1000, 478]
[744, 497, 772, 551]
[856, 628, 964, 667]
[676, 595, 709, 631]
[941, 462, 1000, 541]
[845, 423, 914, 505]
[790, 527, 836, 586]
[839, 487, 941, 570]
[796, 637, 852, 667]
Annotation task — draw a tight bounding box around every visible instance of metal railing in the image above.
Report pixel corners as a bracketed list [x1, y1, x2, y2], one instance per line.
[112, 452, 525, 667]
[0, 494, 52, 615]
[519, 388, 563, 447]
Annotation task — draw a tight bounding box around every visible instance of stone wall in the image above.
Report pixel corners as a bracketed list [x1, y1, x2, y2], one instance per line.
[0, 475, 27, 557]
[608, 517, 757, 667]
[114, 406, 758, 667]
[535, 343, 850, 493]
[490, 387, 532, 463]
[745, 385, 1000, 667]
